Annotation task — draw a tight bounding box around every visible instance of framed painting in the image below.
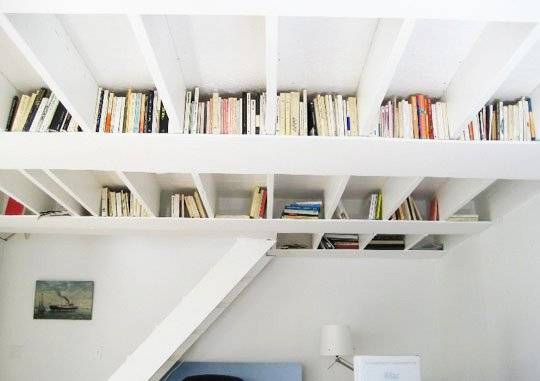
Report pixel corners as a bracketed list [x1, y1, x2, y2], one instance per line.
[33, 280, 94, 320]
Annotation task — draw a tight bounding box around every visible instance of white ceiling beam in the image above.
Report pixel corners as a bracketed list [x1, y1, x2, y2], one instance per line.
[116, 171, 161, 217]
[19, 170, 86, 216]
[109, 237, 275, 381]
[0, 170, 56, 214]
[1, 0, 540, 22]
[357, 18, 415, 136]
[445, 22, 540, 137]
[0, 14, 98, 131]
[129, 14, 186, 133]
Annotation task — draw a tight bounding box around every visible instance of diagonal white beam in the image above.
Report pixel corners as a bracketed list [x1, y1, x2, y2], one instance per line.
[0, 13, 98, 131]
[109, 237, 275, 381]
[445, 22, 540, 137]
[357, 18, 415, 136]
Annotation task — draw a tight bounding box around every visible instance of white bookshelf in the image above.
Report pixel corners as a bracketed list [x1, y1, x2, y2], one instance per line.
[1, 8, 540, 253]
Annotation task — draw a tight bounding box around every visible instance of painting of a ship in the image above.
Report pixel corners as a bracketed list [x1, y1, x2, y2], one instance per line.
[33, 280, 94, 320]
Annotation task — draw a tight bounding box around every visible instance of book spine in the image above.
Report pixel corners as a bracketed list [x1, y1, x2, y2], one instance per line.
[23, 88, 47, 132]
[145, 91, 154, 133]
[159, 102, 169, 133]
[5, 96, 19, 132]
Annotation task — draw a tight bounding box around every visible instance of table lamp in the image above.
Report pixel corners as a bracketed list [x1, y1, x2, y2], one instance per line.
[320, 324, 354, 371]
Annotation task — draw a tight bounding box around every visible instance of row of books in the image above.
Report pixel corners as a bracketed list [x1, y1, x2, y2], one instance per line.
[389, 196, 423, 221]
[278, 92, 359, 136]
[249, 186, 268, 219]
[368, 192, 383, 220]
[376, 95, 450, 139]
[320, 234, 407, 250]
[170, 192, 207, 218]
[5, 89, 79, 132]
[320, 233, 359, 249]
[94, 88, 168, 133]
[461, 98, 536, 141]
[100, 188, 150, 217]
[281, 201, 322, 219]
[182, 88, 268, 135]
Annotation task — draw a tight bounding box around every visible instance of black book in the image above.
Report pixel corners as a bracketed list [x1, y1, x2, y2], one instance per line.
[95, 89, 105, 132]
[22, 87, 49, 132]
[159, 102, 168, 133]
[48, 103, 67, 132]
[255, 93, 260, 135]
[5, 96, 19, 131]
[364, 243, 405, 250]
[308, 101, 317, 136]
[61, 113, 72, 131]
[145, 91, 154, 133]
[241, 92, 248, 134]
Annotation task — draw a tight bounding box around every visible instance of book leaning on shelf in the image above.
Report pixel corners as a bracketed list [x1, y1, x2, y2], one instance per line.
[368, 192, 383, 220]
[461, 98, 536, 141]
[277, 91, 359, 136]
[94, 88, 168, 133]
[376, 94, 450, 139]
[182, 88, 268, 135]
[170, 191, 207, 218]
[389, 196, 423, 221]
[4, 88, 80, 132]
[249, 186, 267, 219]
[100, 188, 150, 217]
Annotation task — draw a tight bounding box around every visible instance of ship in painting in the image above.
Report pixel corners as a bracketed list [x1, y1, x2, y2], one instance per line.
[49, 293, 78, 312]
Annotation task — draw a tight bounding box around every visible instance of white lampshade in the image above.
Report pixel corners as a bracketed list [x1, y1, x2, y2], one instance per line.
[320, 324, 353, 356]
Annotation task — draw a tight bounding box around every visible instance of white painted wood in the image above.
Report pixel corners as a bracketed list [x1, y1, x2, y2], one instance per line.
[312, 175, 350, 249]
[0, 71, 18, 130]
[45, 170, 111, 217]
[270, 248, 445, 259]
[19, 170, 85, 216]
[405, 178, 495, 250]
[192, 173, 216, 218]
[265, 174, 274, 219]
[129, 14, 186, 133]
[357, 18, 415, 136]
[0, 170, 56, 214]
[0, 216, 491, 236]
[445, 22, 540, 136]
[0, 14, 98, 131]
[110, 237, 275, 381]
[265, 15, 278, 134]
[358, 176, 423, 249]
[116, 172, 160, 217]
[1, 134, 540, 180]
[1, 0, 539, 22]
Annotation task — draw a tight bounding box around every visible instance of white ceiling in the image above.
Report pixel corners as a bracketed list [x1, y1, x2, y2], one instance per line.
[278, 16, 378, 94]
[166, 15, 266, 96]
[387, 19, 486, 99]
[58, 14, 155, 90]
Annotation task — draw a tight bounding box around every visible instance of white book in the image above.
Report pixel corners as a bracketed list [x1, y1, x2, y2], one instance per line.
[278, 94, 286, 135]
[260, 92, 266, 135]
[211, 93, 219, 134]
[40, 94, 59, 132]
[284, 93, 291, 135]
[236, 99, 242, 134]
[290, 92, 300, 135]
[250, 99, 256, 135]
[67, 116, 78, 132]
[183, 90, 192, 134]
[302, 89, 308, 136]
[29, 97, 49, 132]
[117, 97, 126, 133]
[181, 194, 185, 218]
[101, 188, 108, 217]
[191, 87, 199, 134]
[336, 95, 345, 136]
[246, 93, 252, 134]
[110, 96, 118, 133]
[368, 194, 378, 220]
[152, 91, 159, 133]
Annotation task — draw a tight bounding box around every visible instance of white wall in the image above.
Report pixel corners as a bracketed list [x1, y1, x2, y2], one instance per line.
[439, 194, 540, 381]
[0, 233, 445, 381]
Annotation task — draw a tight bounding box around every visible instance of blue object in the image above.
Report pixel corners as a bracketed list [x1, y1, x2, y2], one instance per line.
[164, 362, 302, 381]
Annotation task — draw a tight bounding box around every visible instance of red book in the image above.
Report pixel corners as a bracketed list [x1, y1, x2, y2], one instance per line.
[427, 97, 434, 139]
[258, 189, 267, 218]
[4, 197, 25, 215]
[429, 198, 439, 221]
[416, 94, 427, 138]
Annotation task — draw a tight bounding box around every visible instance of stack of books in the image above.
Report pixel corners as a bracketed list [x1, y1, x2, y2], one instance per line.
[281, 201, 322, 219]
[5, 89, 79, 132]
[376, 95, 450, 139]
[94, 88, 167, 133]
[365, 235, 405, 250]
[461, 98, 536, 141]
[170, 191, 207, 218]
[100, 188, 150, 217]
[249, 186, 267, 219]
[368, 192, 383, 220]
[277, 91, 359, 136]
[182, 88, 267, 135]
[390, 196, 422, 220]
[320, 234, 359, 249]
[448, 214, 479, 222]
